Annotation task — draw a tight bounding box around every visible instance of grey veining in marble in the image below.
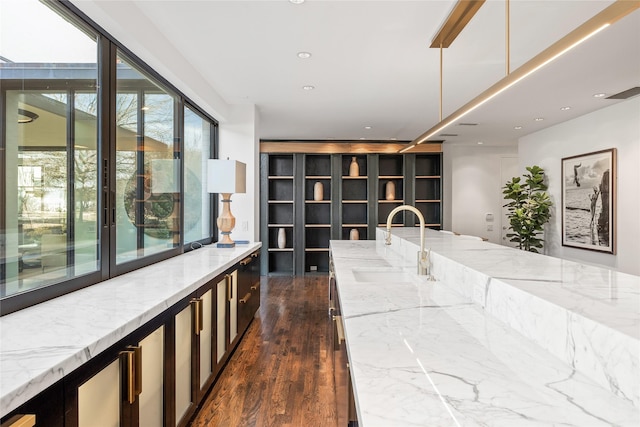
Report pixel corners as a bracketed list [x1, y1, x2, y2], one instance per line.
[0, 243, 261, 417]
[331, 231, 639, 426]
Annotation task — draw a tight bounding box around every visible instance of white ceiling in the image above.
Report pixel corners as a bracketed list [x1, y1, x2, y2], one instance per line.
[70, 0, 640, 147]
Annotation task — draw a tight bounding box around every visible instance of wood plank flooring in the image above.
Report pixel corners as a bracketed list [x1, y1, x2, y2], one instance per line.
[190, 275, 338, 427]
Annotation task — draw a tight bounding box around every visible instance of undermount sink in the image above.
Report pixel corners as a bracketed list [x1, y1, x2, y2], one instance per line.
[352, 267, 415, 283]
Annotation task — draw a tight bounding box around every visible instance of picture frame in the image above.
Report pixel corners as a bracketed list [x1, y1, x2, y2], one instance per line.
[561, 148, 616, 254]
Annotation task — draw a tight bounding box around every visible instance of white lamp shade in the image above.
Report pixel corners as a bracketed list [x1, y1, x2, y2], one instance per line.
[207, 159, 246, 194]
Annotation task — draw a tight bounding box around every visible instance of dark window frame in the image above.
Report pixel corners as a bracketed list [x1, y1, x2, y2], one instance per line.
[0, 0, 219, 315]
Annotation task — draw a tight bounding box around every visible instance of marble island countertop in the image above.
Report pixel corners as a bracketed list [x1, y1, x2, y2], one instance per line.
[330, 229, 639, 426]
[0, 243, 261, 417]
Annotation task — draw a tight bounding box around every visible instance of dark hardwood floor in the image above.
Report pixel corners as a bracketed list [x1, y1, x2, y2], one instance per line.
[190, 275, 338, 427]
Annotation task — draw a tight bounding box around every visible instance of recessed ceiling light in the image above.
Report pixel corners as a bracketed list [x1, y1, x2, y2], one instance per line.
[297, 52, 311, 59]
[289, 0, 304, 4]
[560, 106, 571, 111]
[302, 85, 315, 90]
[534, 117, 544, 122]
[477, 141, 483, 145]
[364, 126, 372, 130]
[593, 93, 606, 98]
[514, 126, 523, 130]
[359, 137, 366, 140]
[389, 137, 397, 140]
[141, 106, 150, 111]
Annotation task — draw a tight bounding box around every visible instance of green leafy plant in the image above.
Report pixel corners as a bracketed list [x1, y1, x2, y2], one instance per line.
[502, 165, 553, 252]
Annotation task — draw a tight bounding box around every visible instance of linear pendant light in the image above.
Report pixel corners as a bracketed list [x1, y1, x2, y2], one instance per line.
[400, 0, 640, 154]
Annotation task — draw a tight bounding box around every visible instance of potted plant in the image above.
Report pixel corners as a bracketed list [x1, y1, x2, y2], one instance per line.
[502, 165, 553, 252]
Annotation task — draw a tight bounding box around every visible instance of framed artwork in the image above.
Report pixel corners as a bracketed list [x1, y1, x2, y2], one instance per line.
[561, 148, 616, 254]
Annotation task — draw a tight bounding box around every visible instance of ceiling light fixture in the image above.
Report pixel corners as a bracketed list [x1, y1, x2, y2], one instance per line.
[399, 1, 638, 154]
[534, 117, 544, 122]
[560, 106, 571, 111]
[302, 85, 315, 91]
[514, 126, 523, 130]
[289, 0, 305, 4]
[477, 141, 484, 145]
[593, 93, 606, 98]
[364, 126, 372, 130]
[297, 52, 311, 59]
[17, 108, 39, 124]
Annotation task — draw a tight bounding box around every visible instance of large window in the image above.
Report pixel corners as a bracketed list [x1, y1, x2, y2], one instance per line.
[1, 0, 100, 300]
[115, 52, 180, 264]
[184, 105, 214, 244]
[0, 0, 218, 314]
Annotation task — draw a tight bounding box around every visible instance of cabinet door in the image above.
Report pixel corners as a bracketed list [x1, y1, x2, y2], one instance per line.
[78, 358, 121, 427]
[138, 326, 164, 427]
[174, 304, 195, 426]
[216, 276, 228, 365]
[198, 287, 214, 396]
[228, 269, 238, 346]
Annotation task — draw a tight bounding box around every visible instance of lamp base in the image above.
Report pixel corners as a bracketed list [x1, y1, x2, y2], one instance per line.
[216, 241, 236, 248]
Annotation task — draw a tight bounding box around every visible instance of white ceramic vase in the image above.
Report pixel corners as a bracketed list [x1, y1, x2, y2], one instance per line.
[277, 227, 286, 249]
[313, 181, 323, 201]
[349, 157, 359, 177]
[385, 180, 396, 201]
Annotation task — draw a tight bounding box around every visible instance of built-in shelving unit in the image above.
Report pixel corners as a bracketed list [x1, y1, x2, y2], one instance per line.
[304, 154, 332, 273]
[377, 154, 405, 227]
[341, 155, 369, 240]
[263, 154, 295, 275]
[414, 153, 442, 227]
[259, 145, 442, 276]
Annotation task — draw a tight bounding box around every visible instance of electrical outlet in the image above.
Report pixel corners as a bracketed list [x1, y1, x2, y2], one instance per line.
[310, 265, 318, 271]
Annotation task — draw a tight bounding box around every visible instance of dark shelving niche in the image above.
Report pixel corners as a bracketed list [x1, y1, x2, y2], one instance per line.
[269, 155, 294, 176]
[305, 251, 330, 273]
[305, 203, 330, 225]
[415, 155, 441, 176]
[415, 202, 441, 225]
[268, 179, 293, 200]
[305, 227, 330, 248]
[415, 179, 440, 200]
[268, 226, 293, 249]
[378, 202, 404, 225]
[342, 203, 367, 225]
[342, 179, 367, 200]
[269, 252, 293, 275]
[378, 154, 403, 176]
[378, 179, 403, 201]
[268, 204, 293, 225]
[306, 154, 332, 176]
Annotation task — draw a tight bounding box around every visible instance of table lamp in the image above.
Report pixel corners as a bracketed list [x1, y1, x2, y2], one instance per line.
[207, 159, 246, 247]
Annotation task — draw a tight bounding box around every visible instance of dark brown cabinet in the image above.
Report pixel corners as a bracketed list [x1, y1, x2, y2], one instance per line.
[1, 258, 259, 427]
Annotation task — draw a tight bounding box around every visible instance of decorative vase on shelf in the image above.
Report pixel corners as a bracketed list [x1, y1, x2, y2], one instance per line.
[313, 181, 324, 201]
[385, 181, 396, 201]
[349, 157, 359, 177]
[277, 227, 286, 249]
[349, 228, 360, 241]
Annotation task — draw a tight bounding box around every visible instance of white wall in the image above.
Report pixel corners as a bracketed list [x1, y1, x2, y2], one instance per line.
[443, 144, 518, 244]
[218, 105, 261, 243]
[519, 97, 640, 275]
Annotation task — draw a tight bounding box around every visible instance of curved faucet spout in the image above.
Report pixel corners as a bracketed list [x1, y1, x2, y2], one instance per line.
[385, 205, 431, 276]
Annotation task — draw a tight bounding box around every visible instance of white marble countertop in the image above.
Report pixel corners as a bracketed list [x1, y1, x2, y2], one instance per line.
[330, 229, 639, 426]
[0, 242, 261, 417]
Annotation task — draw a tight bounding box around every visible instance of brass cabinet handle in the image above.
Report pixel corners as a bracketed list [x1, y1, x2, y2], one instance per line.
[225, 274, 233, 301]
[239, 292, 251, 304]
[250, 283, 259, 291]
[120, 349, 136, 404]
[1, 414, 36, 427]
[130, 345, 143, 397]
[191, 298, 203, 335]
[239, 257, 252, 266]
[334, 315, 345, 344]
[251, 251, 259, 258]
